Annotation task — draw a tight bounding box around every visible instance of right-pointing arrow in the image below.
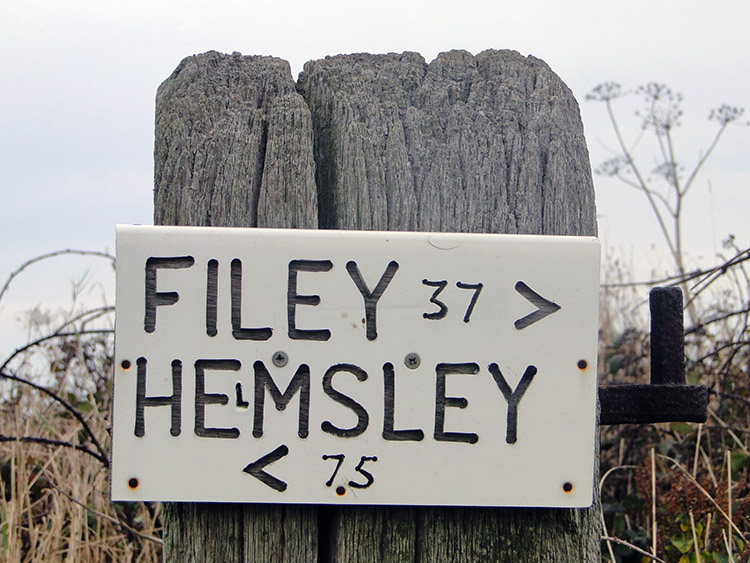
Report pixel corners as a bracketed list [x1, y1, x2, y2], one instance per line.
[514, 281, 561, 330]
[243, 445, 289, 492]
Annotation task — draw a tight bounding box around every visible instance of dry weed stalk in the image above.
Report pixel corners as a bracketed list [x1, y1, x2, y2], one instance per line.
[0, 367, 162, 562]
[0, 250, 161, 562]
[599, 249, 750, 562]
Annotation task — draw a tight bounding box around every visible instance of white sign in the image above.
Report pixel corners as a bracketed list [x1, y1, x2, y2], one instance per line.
[111, 225, 600, 507]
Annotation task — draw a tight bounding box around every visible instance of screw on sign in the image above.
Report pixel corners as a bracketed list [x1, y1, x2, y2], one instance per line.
[272, 351, 288, 367]
[404, 353, 420, 369]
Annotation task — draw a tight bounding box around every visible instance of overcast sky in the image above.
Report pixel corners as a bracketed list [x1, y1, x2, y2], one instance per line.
[1, 0, 748, 355]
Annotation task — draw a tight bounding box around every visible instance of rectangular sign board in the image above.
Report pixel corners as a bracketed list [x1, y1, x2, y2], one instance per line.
[112, 225, 600, 507]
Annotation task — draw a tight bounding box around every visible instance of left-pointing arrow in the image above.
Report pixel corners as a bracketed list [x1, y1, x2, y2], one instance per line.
[243, 445, 289, 492]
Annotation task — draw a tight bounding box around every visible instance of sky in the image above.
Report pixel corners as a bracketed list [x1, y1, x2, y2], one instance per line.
[1, 0, 749, 357]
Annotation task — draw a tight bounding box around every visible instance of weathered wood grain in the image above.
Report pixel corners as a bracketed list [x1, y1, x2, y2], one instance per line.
[154, 50, 317, 229]
[162, 503, 243, 562]
[154, 51, 319, 562]
[297, 49, 596, 236]
[298, 49, 599, 562]
[154, 48, 600, 562]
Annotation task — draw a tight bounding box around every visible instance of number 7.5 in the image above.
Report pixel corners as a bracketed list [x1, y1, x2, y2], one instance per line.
[322, 454, 378, 489]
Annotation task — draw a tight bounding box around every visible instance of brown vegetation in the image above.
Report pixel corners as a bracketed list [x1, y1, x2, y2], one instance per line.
[0, 252, 161, 562]
[599, 245, 750, 562]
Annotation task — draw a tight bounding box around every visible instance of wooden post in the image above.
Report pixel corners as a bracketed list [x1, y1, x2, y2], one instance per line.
[154, 49, 600, 561]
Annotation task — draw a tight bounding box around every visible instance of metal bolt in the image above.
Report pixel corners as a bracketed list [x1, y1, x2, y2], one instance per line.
[404, 353, 421, 370]
[272, 351, 288, 367]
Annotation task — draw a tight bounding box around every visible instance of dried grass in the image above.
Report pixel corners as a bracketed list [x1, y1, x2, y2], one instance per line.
[599, 250, 750, 562]
[1, 330, 162, 562]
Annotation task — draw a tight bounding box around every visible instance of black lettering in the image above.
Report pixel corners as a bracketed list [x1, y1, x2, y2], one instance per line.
[321, 364, 369, 437]
[243, 445, 289, 492]
[231, 259, 273, 341]
[434, 362, 479, 444]
[322, 454, 345, 487]
[235, 382, 249, 408]
[253, 361, 310, 439]
[194, 359, 241, 439]
[422, 279, 448, 320]
[144, 256, 194, 333]
[348, 455, 378, 489]
[287, 260, 333, 341]
[514, 282, 561, 330]
[456, 281, 483, 322]
[134, 357, 182, 437]
[382, 362, 424, 441]
[346, 260, 399, 341]
[488, 363, 537, 444]
[206, 259, 218, 337]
